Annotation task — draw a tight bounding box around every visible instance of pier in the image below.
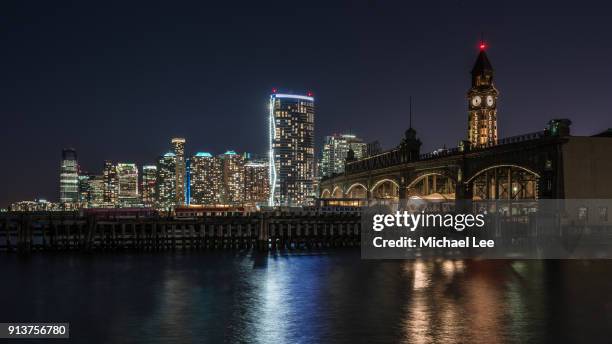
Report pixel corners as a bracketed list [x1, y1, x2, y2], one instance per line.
[0, 211, 360, 253]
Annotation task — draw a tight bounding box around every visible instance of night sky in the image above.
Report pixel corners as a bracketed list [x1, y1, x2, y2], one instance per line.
[2, 0, 612, 206]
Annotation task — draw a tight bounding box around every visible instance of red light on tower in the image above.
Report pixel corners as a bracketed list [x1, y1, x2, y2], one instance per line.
[479, 42, 486, 50]
[272, 88, 277, 93]
[307, 91, 313, 97]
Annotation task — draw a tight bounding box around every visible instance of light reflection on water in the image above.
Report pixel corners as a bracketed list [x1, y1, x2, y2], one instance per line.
[1, 252, 611, 343]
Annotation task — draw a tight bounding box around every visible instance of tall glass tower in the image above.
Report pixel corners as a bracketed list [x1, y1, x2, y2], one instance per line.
[60, 148, 79, 204]
[269, 92, 315, 206]
[171, 138, 186, 205]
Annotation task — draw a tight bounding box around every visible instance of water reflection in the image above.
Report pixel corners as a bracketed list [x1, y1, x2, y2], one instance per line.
[401, 260, 541, 344]
[1, 253, 611, 343]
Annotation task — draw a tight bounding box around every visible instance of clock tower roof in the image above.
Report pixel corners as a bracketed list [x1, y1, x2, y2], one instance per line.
[471, 49, 493, 76]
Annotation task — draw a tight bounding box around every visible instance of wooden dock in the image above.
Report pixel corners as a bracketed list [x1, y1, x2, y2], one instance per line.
[0, 211, 361, 253]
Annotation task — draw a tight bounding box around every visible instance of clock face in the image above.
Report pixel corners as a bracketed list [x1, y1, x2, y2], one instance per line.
[471, 96, 482, 107]
[486, 95, 495, 107]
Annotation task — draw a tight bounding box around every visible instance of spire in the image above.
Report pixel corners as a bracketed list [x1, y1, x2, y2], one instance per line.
[409, 96, 413, 128]
[403, 96, 418, 144]
[471, 44, 493, 76]
[400, 97, 422, 160]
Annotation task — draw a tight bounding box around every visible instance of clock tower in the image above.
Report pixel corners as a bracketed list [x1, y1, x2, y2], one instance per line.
[467, 42, 498, 146]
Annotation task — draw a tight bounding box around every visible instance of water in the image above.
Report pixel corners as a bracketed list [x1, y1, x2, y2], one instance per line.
[1, 251, 611, 343]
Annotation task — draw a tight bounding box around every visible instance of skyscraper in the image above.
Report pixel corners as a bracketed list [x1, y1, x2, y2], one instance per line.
[220, 150, 245, 205]
[59, 148, 79, 204]
[156, 152, 176, 209]
[77, 173, 105, 208]
[116, 163, 139, 205]
[269, 92, 315, 206]
[190, 152, 223, 205]
[185, 158, 191, 205]
[244, 158, 269, 206]
[88, 175, 105, 207]
[78, 173, 91, 207]
[467, 42, 499, 146]
[171, 138, 186, 205]
[321, 134, 367, 177]
[103, 160, 118, 207]
[141, 165, 157, 206]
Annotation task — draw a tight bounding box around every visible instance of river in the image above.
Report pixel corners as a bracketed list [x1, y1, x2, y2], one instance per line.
[1, 251, 611, 343]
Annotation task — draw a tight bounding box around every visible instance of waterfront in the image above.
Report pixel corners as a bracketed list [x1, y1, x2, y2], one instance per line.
[1, 251, 611, 343]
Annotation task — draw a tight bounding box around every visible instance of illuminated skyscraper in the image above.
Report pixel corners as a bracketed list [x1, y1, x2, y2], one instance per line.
[141, 165, 157, 206]
[116, 163, 139, 206]
[77, 174, 105, 208]
[244, 158, 269, 206]
[467, 42, 498, 146]
[190, 152, 223, 205]
[103, 161, 118, 206]
[59, 148, 79, 204]
[185, 158, 191, 205]
[321, 134, 367, 177]
[269, 92, 315, 206]
[171, 138, 186, 205]
[220, 150, 245, 205]
[78, 174, 92, 207]
[88, 175, 105, 207]
[156, 152, 176, 209]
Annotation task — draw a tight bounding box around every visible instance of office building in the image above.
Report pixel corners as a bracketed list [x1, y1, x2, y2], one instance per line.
[171, 138, 186, 205]
[59, 148, 79, 204]
[116, 163, 139, 205]
[103, 160, 118, 206]
[269, 92, 315, 206]
[141, 165, 157, 206]
[88, 175, 105, 207]
[78, 174, 91, 206]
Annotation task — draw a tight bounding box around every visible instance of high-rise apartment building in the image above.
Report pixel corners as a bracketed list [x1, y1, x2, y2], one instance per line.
[190, 152, 223, 205]
[321, 134, 367, 177]
[156, 153, 176, 209]
[269, 92, 315, 206]
[141, 165, 157, 206]
[244, 158, 269, 206]
[171, 138, 186, 205]
[220, 151, 245, 205]
[103, 160, 118, 206]
[116, 163, 139, 205]
[60, 148, 79, 204]
[467, 43, 499, 146]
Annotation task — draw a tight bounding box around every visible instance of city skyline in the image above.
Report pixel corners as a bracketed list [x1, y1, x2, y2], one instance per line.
[3, 50, 611, 207]
[2, 1, 612, 206]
